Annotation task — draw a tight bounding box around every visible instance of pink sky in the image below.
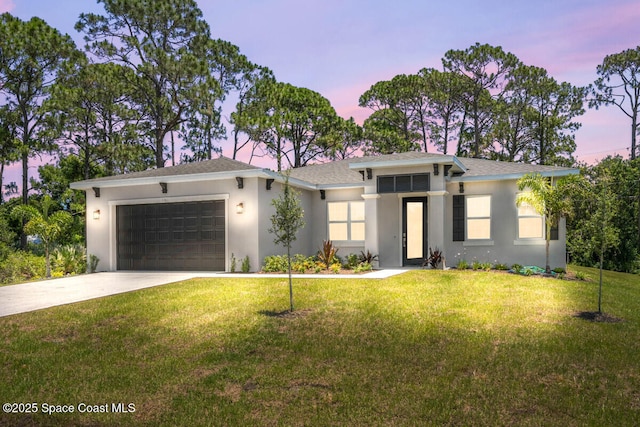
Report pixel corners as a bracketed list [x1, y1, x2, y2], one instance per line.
[2, 0, 639, 188]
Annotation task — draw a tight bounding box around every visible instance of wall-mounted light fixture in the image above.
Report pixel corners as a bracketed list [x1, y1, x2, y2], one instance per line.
[93, 210, 101, 220]
[236, 202, 244, 214]
[459, 182, 464, 194]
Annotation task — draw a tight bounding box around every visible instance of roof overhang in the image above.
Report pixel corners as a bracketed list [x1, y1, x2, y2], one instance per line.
[347, 155, 467, 174]
[70, 168, 319, 191]
[448, 168, 580, 182]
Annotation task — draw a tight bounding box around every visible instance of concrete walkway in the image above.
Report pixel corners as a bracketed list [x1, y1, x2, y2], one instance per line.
[0, 269, 407, 317]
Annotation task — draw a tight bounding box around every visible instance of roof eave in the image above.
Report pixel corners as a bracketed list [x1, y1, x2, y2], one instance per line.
[449, 168, 580, 182]
[348, 155, 467, 173]
[71, 168, 274, 191]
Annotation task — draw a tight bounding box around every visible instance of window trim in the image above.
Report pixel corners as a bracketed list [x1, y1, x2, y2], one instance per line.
[327, 201, 365, 242]
[465, 195, 492, 241]
[516, 198, 545, 240]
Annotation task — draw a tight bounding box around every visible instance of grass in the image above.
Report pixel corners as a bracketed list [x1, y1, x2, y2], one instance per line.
[1, 266, 639, 426]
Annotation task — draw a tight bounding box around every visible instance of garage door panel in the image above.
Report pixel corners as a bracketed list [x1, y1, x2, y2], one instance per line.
[117, 200, 225, 271]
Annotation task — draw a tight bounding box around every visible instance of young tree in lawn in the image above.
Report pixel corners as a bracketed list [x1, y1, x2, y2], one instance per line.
[516, 172, 574, 273]
[11, 196, 72, 278]
[269, 174, 305, 312]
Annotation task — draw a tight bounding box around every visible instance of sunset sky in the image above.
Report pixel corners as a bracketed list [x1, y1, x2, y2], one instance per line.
[1, 0, 639, 185]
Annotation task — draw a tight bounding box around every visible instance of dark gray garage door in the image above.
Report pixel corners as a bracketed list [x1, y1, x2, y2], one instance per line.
[117, 200, 225, 271]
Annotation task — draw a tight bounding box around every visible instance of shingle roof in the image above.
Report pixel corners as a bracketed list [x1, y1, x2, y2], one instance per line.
[73, 156, 262, 185]
[290, 153, 576, 186]
[288, 158, 363, 186]
[453, 157, 576, 180]
[71, 152, 578, 190]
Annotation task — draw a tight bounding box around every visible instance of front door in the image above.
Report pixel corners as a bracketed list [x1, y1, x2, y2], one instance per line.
[402, 197, 428, 266]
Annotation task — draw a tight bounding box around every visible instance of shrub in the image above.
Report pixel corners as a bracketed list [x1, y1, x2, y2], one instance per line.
[480, 262, 492, 271]
[51, 245, 86, 275]
[89, 254, 100, 273]
[354, 262, 373, 273]
[511, 264, 523, 274]
[0, 251, 46, 284]
[494, 263, 509, 271]
[241, 256, 251, 273]
[318, 240, 339, 268]
[330, 262, 341, 274]
[359, 250, 379, 264]
[552, 267, 566, 274]
[345, 253, 360, 269]
[426, 247, 443, 269]
[456, 259, 469, 270]
[575, 271, 586, 281]
[230, 253, 237, 273]
[262, 255, 291, 273]
[472, 261, 482, 271]
[291, 254, 316, 273]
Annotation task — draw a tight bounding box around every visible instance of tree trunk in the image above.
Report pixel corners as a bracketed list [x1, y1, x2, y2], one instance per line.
[0, 162, 4, 204]
[598, 248, 603, 314]
[20, 151, 28, 249]
[45, 245, 51, 278]
[631, 117, 637, 161]
[287, 245, 294, 312]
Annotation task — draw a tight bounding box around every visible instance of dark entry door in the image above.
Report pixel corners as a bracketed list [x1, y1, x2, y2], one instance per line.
[117, 200, 225, 271]
[402, 197, 427, 266]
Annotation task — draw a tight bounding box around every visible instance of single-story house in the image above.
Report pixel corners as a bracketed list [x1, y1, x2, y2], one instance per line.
[70, 152, 579, 272]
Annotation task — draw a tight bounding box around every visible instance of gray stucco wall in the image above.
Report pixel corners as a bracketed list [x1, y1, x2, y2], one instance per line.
[444, 179, 567, 269]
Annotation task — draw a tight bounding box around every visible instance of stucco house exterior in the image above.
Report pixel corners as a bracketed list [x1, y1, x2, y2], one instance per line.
[70, 152, 579, 272]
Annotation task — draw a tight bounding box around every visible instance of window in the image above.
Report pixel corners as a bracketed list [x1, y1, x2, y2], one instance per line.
[377, 174, 430, 193]
[466, 195, 491, 240]
[517, 200, 544, 239]
[328, 201, 365, 241]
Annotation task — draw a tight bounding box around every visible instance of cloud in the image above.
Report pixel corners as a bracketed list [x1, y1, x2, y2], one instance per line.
[0, 0, 15, 12]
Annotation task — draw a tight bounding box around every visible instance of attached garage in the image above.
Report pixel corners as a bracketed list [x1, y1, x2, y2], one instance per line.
[116, 200, 225, 271]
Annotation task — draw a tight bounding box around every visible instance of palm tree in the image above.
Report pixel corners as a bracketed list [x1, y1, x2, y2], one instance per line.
[516, 173, 573, 273]
[12, 196, 72, 278]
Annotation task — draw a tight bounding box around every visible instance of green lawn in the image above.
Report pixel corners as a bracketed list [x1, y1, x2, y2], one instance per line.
[1, 266, 639, 426]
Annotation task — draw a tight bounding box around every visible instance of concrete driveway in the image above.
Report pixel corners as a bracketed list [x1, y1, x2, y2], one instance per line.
[0, 269, 406, 318]
[0, 272, 204, 317]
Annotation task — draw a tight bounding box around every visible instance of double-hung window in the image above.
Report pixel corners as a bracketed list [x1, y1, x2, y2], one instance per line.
[517, 200, 544, 239]
[466, 195, 491, 240]
[328, 201, 365, 242]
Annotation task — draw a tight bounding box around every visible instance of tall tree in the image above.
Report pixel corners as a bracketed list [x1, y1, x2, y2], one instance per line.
[443, 43, 521, 158]
[0, 106, 19, 203]
[48, 61, 152, 178]
[0, 13, 81, 247]
[419, 68, 468, 155]
[591, 46, 640, 160]
[232, 80, 340, 171]
[229, 66, 275, 162]
[76, 0, 214, 168]
[328, 117, 364, 160]
[359, 74, 426, 153]
[526, 71, 586, 166]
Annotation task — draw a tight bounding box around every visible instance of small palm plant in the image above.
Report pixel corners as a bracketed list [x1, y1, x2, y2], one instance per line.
[11, 196, 72, 278]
